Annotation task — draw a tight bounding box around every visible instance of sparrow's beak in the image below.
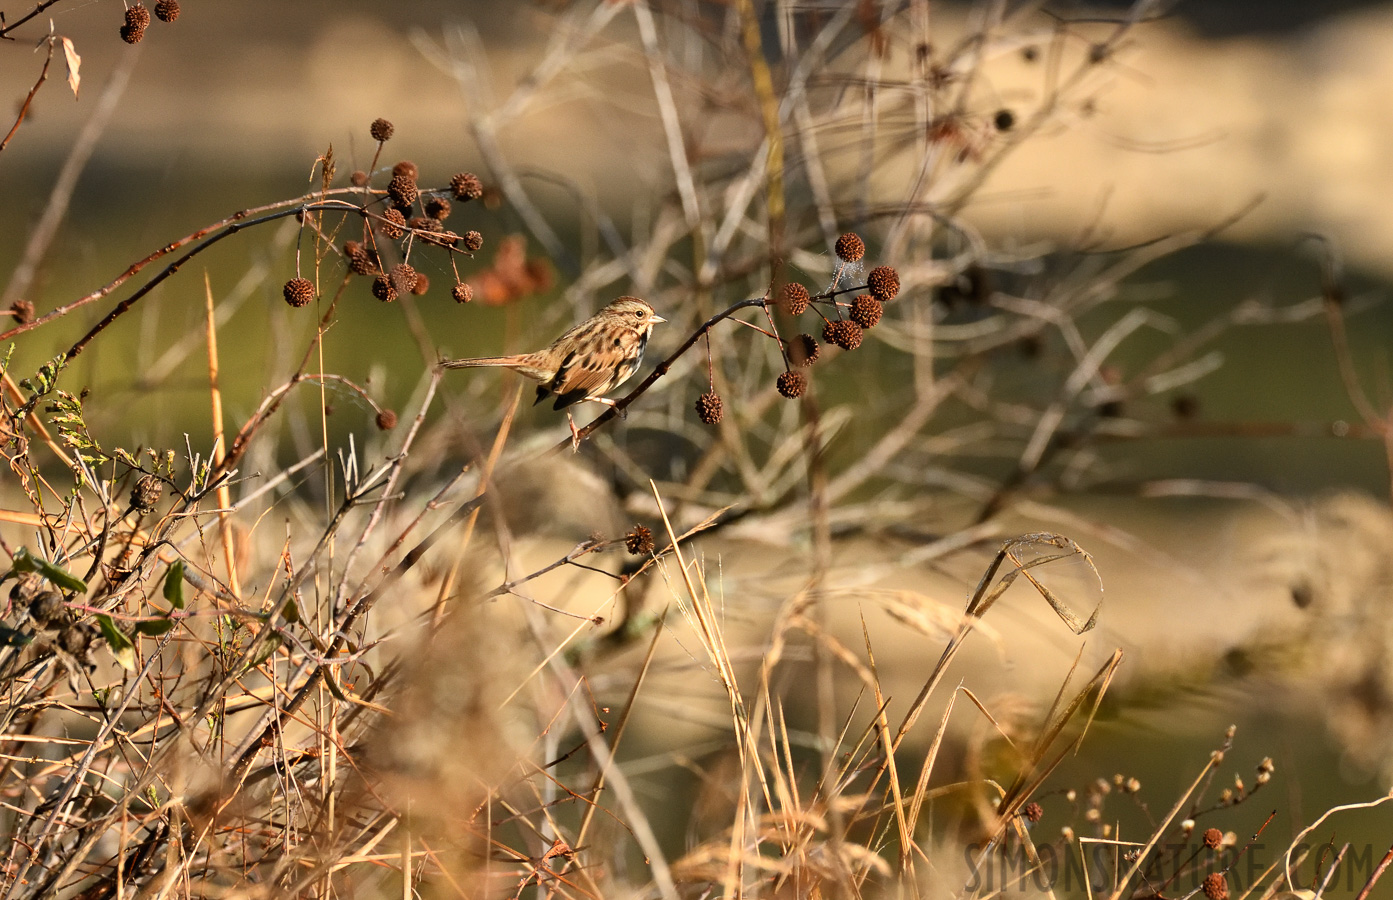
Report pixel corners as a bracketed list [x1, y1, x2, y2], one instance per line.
[651, 314, 667, 324]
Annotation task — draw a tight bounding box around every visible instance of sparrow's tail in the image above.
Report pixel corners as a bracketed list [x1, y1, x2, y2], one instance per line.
[440, 353, 552, 384]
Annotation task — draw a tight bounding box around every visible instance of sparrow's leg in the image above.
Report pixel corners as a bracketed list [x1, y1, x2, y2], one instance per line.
[568, 412, 581, 452]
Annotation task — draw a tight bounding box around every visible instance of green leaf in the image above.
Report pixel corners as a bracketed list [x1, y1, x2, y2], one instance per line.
[95, 614, 135, 671]
[135, 618, 176, 636]
[163, 559, 184, 609]
[244, 632, 283, 673]
[0, 626, 32, 648]
[10, 548, 87, 594]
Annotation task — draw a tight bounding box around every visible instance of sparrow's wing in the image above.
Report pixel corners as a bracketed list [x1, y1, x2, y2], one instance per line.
[546, 350, 616, 410]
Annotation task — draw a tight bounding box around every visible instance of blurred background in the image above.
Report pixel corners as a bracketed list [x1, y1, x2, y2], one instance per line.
[2, 0, 1392, 889]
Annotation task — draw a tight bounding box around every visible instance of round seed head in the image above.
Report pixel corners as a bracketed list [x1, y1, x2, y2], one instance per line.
[776, 370, 807, 399]
[451, 283, 474, 303]
[408, 216, 442, 234]
[1023, 802, 1043, 823]
[120, 23, 144, 43]
[392, 160, 418, 180]
[282, 277, 314, 308]
[376, 409, 398, 430]
[424, 196, 452, 219]
[350, 169, 369, 187]
[823, 319, 863, 350]
[131, 474, 163, 512]
[10, 299, 34, 326]
[371, 274, 397, 302]
[462, 230, 484, 252]
[695, 391, 723, 425]
[789, 333, 820, 367]
[389, 263, 418, 295]
[345, 242, 377, 276]
[29, 591, 65, 627]
[370, 118, 395, 142]
[411, 273, 430, 295]
[1202, 828, 1222, 849]
[624, 525, 655, 556]
[780, 282, 810, 315]
[1202, 874, 1228, 900]
[125, 4, 151, 29]
[379, 208, 406, 240]
[387, 173, 418, 209]
[450, 172, 483, 201]
[154, 0, 179, 21]
[867, 266, 900, 301]
[835, 232, 865, 263]
[849, 294, 883, 328]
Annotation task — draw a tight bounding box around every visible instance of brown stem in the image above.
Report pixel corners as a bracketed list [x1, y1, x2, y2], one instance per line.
[0, 39, 51, 154]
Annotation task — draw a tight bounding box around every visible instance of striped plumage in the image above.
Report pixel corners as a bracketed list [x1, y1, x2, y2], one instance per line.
[441, 297, 665, 410]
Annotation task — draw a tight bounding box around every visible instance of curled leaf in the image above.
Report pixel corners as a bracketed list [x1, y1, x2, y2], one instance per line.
[61, 37, 80, 98]
[163, 559, 184, 609]
[95, 614, 135, 671]
[135, 618, 175, 637]
[10, 547, 87, 594]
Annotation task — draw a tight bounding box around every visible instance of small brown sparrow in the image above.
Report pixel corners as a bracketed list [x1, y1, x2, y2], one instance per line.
[441, 296, 666, 446]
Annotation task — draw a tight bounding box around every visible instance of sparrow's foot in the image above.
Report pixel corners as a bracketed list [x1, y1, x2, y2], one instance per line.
[568, 413, 581, 453]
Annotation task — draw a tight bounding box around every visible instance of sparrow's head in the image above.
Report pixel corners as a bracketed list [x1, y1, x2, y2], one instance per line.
[603, 296, 667, 329]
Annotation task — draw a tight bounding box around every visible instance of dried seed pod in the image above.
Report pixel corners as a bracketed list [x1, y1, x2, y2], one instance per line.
[451, 283, 474, 303]
[867, 265, 900, 301]
[624, 525, 655, 555]
[822, 319, 863, 350]
[424, 196, 452, 219]
[462, 231, 484, 252]
[154, 0, 179, 21]
[695, 391, 723, 425]
[835, 232, 865, 263]
[789, 333, 819, 368]
[10, 299, 34, 325]
[345, 242, 376, 275]
[119, 23, 144, 43]
[1202, 828, 1222, 849]
[776, 370, 807, 399]
[379, 209, 407, 240]
[376, 410, 398, 430]
[1023, 802, 1043, 823]
[387, 174, 418, 209]
[780, 283, 810, 316]
[349, 169, 369, 187]
[391, 160, 418, 180]
[370, 118, 395, 142]
[389, 263, 419, 295]
[125, 4, 151, 29]
[371, 274, 397, 302]
[411, 273, 430, 295]
[1202, 874, 1229, 900]
[450, 172, 483, 201]
[131, 474, 163, 512]
[849, 294, 882, 328]
[282, 277, 314, 308]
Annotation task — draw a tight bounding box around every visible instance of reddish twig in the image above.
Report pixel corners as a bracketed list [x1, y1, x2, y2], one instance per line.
[0, 38, 52, 154]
